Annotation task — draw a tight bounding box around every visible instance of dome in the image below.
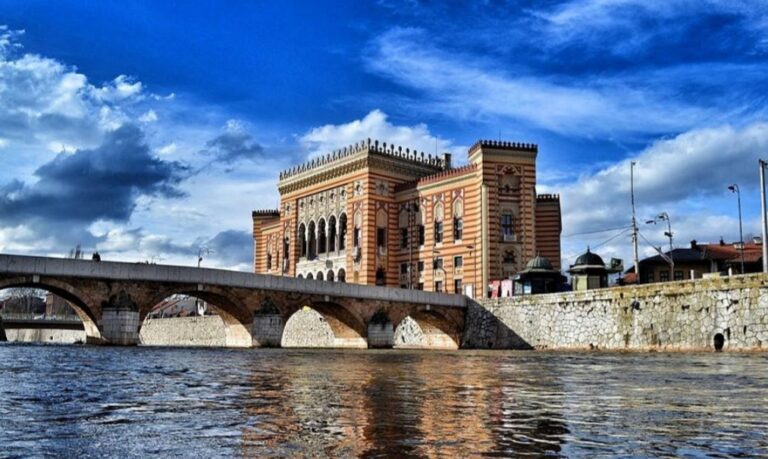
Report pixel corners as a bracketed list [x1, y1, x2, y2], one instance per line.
[573, 248, 604, 267]
[526, 255, 554, 271]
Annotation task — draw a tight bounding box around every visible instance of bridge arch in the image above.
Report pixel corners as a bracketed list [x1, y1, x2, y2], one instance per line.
[282, 300, 367, 348]
[0, 276, 102, 343]
[394, 309, 461, 350]
[143, 286, 252, 347]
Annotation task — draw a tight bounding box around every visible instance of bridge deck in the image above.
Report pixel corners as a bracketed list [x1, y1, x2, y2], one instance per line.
[0, 254, 466, 308]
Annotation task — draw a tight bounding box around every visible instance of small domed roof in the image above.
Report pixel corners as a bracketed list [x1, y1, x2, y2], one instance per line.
[526, 255, 554, 271]
[574, 248, 604, 267]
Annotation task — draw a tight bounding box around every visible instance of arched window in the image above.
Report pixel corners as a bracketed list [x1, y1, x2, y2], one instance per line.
[434, 203, 444, 243]
[327, 270, 335, 282]
[453, 198, 463, 241]
[500, 172, 521, 194]
[339, 213, 347, 251]
[308, 221, 317, 259]
[375, 268, 386, 286]
[318, 218, 327, 254]
[399, 208, 409, 249]
[283, 236, 290, 272]
[417, 205, 425, 246]
[316, 271, 324, 281]
[267, 253, 272, 270]
[306, 273, 314, 280]
[376, 209, 387, 252]
[338, 268, 346, 283]
[353, 211, 362, 248]
[298, 223, 307, 258]
[328, 215, 337, 252]
[297, 273, 304, 279]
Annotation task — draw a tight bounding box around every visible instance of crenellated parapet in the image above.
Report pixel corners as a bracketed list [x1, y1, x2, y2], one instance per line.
[536, 193, 560, 202]
[278, 138, 449, 181]
[469, 140, 538, 153]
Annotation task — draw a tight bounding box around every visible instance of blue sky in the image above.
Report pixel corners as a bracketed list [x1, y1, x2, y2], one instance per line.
[1, 0, 767, 270]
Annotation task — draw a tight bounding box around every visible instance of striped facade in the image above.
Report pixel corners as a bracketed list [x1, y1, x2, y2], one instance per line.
[253, 139, 561, 297]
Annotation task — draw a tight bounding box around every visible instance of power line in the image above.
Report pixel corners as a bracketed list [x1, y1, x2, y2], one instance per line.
[562, 225, 632, 238]
[562, 227, 632, 261]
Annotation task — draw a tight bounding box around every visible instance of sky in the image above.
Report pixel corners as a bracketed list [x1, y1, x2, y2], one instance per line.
[1, 0, 768, 272]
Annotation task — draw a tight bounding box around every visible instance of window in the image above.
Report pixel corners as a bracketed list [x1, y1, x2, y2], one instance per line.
[267, 254, 272, 270]
[377, 228, 386, 249]
[416, 282, 424, 291]
[401, 228, 409, 248]
[375, 268, 386, 286]
[660, 271, 670, 282]
[434, 203, 444, 243]
[418, 225, 425, 245]
[400, 263, 409, 274]
[501, 214, 514, 238]
[339, 213, 347, 250]
[433, 257, 443, 270]
[453, 217, 463, 241]
[454, 256, 463, 268]
[435, 281, 444, 293]
[283, 237, 289, 272]
[454, 279, 462, 294]
[643, 271, 655, 283]
[328, 216, 337, 252]
[453, 199, 464, 241]
[354, 227, 361, 248]
[318, 219, 327, 254]
[417, 261, 424, 272]
[299, 224, 307, 257]
[353, 211, 362, 248]
[674, 270, 684, 281]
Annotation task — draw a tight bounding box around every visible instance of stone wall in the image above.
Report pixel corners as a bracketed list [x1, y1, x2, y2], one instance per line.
[139, 316, 227, 347]
[463, 273, 768, 351]
[5, 328, 85, 344]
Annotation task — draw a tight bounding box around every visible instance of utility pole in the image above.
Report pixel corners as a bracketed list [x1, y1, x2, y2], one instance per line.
[760, 159, 768, 273]
[728, 184, 745, 274]
[631, 162, 640, 283]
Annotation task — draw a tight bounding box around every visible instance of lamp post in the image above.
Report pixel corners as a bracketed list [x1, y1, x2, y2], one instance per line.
[728, 184, 745, 274]
[196, 247, 213, 315]
[645, 212, 674, 278]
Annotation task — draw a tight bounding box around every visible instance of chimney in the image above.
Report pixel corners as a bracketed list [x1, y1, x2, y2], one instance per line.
[442, 152, 452, 170]
[690, 239, 698, 250]
[719, 237, 725, 246]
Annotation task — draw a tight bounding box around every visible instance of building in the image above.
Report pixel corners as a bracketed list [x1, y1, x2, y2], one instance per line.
[569, 249, 611, 291]
[253, 138, 561, 297]
[512, 255, 566, 295]
[621, 238, 765, 284]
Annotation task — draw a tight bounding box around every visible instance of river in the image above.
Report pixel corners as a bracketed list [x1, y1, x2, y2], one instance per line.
[1, 344, 767, 457]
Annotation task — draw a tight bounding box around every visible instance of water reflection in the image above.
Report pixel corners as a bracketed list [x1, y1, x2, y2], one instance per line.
[1, 344, 768, 457]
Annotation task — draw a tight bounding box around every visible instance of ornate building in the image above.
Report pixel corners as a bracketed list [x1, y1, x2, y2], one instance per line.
[253, 138, 561, 297]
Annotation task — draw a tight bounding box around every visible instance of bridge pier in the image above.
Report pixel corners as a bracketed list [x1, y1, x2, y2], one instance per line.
[251, 314, 284, 347]
[100, 308, 140, 345]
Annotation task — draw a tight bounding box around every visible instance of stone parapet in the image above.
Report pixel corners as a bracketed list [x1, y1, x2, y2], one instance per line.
[464, 273, 768, 351]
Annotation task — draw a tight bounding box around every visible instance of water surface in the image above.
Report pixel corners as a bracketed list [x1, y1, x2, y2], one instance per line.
[1, 344, 767, 457]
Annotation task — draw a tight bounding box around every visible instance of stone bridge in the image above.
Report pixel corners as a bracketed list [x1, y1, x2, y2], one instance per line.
[0, 254, 466, 348]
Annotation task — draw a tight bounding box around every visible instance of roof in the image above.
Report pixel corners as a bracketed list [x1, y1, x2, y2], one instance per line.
[640, 248, 707, 265]
[700, 242, 763, 264]
[573, 249, 604, 267]
[522, 255, 555, 273]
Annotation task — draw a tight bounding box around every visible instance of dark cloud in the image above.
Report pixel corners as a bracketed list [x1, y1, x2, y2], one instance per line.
[0, 124, 188, 247]
[201, 127, 264, 165]
[203, 230, 252, 266]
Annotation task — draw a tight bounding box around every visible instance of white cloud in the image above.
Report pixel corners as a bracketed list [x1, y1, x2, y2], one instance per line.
[139, 109, 158, 123]
[556, 122, 768, 268]
[300, 109, 461, 159]
[157, 142, 177, 155]
[366, 28, 721, 138]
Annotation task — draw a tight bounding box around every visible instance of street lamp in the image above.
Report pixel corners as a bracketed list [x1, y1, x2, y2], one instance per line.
[728, 184, 746, 274]
[645, 212, 674, 278]
[196, 247, 214, 315]
[645, 212, 673, 253]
